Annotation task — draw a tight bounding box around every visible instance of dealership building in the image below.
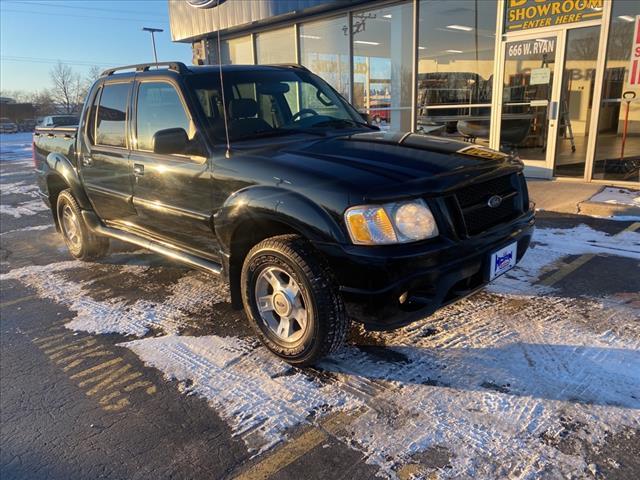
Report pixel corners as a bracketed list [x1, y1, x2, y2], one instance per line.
[168, 0, 639, 186]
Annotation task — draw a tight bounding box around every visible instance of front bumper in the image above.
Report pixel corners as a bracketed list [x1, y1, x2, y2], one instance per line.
[315, 211, 535, 330]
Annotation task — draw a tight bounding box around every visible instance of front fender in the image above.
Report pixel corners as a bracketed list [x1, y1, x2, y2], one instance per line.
[45, 152, 93, 210]
[214, 186, 348, 252]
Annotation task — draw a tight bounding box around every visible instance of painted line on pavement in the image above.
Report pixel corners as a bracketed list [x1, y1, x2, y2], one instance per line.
[540, 221, 639, 287]
[234, 410, 363, 480]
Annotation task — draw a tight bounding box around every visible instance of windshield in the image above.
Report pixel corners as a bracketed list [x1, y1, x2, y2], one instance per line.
[188, 69, 368, 142]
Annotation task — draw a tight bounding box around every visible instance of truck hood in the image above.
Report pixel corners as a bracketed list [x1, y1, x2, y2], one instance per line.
[284, 131, 522, 202]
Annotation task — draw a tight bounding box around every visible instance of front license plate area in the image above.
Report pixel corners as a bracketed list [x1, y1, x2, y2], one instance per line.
[489, 241, 518, 281]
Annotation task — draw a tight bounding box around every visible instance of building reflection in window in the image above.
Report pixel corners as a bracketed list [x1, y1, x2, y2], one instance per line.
[593, 1, 640, 183]
[352, 3, 414, 132]
[300, 16, 350, 100]
[417, 0, 497, 143]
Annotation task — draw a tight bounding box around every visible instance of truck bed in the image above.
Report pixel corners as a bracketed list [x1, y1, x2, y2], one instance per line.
[33, 126, 78, 166]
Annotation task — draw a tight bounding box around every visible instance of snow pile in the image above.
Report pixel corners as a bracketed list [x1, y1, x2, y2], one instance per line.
[589, 187, 639, 207]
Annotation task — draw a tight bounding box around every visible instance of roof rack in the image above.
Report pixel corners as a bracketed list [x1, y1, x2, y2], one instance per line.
[101, 62, 189, 76]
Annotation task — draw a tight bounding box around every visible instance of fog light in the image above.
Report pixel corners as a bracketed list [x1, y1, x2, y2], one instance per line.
[399, 291, 409, 304]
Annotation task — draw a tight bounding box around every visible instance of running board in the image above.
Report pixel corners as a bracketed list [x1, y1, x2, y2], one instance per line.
[81, 211, 222, 275]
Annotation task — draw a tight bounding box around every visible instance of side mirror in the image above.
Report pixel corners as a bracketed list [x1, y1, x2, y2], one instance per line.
[152, 128, 188, 155]
[360, 112, 371, 124]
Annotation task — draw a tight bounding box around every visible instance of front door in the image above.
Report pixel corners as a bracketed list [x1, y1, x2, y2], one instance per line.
[499, 32, 563, 178]
[128, 80, 217, 259]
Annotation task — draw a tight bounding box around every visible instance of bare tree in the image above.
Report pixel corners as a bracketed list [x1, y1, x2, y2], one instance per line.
[79, 65, 102, 104]
[49, 61, 82, 114]
[29, 90, 56, 117]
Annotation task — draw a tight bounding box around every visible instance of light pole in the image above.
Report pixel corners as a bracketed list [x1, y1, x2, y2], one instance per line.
[142, 27, 164, 64]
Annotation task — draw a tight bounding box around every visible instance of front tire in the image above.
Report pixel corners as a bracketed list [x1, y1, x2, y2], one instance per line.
[241, 235, 349, 366]
[57, 189, 109, 261]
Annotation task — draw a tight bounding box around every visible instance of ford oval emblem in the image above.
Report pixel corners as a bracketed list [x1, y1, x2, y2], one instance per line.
[187, 0, 224, 8]
[487, 195, 503, 208]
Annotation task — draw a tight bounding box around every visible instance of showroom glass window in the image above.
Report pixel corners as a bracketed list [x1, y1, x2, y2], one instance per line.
[352, 3, 414, 132]
[417, 0, 497, 144]
[300, 16, 350, 99]
[592, 1, 640, 183]
[221, 35, 253, 64]
[256, 27, 296, 64]
[96, 83, 129, 148]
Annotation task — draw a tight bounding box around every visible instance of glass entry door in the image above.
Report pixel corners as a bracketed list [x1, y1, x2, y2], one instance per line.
[500, 33, 562, 176]
[554, 26, 601, 178]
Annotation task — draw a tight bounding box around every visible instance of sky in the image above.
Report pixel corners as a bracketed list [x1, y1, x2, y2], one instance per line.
[0, 0, 192, 94]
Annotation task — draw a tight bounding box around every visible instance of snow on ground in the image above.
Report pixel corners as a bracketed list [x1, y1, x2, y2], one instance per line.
[590, 187, 639, 207]
[0, 224, 53, 236]
[0, 133, 33, 162]
[0, 199, 50, 218]
[2, 224, 639, 478]
[490, 223, 640, 295]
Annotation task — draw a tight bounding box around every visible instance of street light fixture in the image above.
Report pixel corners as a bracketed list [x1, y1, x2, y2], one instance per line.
[142, 27, 164, 64]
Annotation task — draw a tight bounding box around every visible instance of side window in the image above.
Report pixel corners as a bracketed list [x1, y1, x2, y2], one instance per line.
[86, 87, 101, 145]
[96, 83, 129, 148]
[136, 82, 195, 153]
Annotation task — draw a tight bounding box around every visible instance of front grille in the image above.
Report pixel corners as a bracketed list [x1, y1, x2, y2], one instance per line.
[454, 173, 522, 236]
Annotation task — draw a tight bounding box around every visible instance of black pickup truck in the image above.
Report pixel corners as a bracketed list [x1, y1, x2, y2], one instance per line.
[34, 62, 534, 365]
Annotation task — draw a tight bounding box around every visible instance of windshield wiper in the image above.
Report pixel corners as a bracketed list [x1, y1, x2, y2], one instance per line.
[233, 127, 326, 141]
[310, 118, 377, 130]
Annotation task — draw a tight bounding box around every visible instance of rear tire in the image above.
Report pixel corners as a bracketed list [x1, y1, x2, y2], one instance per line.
[57, 189, 109, 261]
[241, 234, 349, 366]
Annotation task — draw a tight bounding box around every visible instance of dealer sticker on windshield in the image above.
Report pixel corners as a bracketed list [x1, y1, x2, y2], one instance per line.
[489, 241, 518, 281]
[457, 145, 509, 161]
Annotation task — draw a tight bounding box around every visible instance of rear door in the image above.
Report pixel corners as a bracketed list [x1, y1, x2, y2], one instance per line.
[128, 79, 217, 258]
[80, 81, 136, 221]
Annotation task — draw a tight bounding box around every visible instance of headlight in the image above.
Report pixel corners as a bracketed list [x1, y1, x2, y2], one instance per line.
[345, 199, 438, 245]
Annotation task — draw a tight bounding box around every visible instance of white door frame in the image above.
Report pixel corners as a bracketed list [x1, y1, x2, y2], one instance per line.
[492, 29, 567, 179]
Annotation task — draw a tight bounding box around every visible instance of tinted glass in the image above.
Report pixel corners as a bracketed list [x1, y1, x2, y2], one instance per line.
[96, 83, 129, 147]
[352, 3, 414, 132]
[188, 70, 362, 142]
[300, 16, 350, 99]
[136, 82, 193, 152]
[86, 88, 101, 144]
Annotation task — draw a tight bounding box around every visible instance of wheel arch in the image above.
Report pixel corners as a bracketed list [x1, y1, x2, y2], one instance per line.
[45, 152, 93, 229]
[216, 186, 347, 309]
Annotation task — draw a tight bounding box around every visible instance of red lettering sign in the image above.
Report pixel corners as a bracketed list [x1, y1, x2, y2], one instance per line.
[629, 16, 640, 86]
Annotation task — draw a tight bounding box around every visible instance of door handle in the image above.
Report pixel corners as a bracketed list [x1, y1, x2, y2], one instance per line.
[82, 156, 93, 167]
[133, 164, 144, 176]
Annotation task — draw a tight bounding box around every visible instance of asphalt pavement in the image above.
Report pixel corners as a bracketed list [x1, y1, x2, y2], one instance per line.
[1, 133, 639, 479]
